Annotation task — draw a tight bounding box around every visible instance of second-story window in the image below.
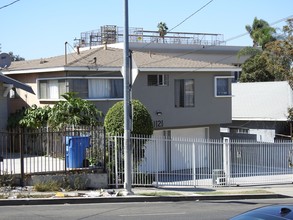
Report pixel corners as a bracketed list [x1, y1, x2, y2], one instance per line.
[148, 74, 168, 86]
[88, 79, 123, 99]
[37, 77, 123, 100]
[39, 79, 66, 99]
[174, 79, 194, 107]
[214, 76, 233, 97]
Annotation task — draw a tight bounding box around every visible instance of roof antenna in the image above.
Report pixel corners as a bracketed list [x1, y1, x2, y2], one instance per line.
[65, 42, 68, 65]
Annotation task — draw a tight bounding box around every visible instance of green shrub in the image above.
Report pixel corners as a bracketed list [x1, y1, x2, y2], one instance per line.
[104, 99, 153, 136]
[34, 180, 61, 192]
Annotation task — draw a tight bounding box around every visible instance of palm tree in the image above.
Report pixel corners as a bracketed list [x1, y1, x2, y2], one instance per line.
[245, 17, 276, 49]
[157, 22, 168, 43]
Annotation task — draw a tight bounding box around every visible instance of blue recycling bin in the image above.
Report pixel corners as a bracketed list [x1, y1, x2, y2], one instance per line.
[66, 136, 90, 168]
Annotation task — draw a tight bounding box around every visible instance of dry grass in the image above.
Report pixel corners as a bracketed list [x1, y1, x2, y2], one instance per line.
[196, 189, 272, 195]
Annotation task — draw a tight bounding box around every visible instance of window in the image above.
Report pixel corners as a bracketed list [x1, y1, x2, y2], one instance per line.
[214, 76, 233, 97]
[38, 77, 123, 100]
[69, 79, 88, 99]
[148, 74, 168, 86]
[175, 79, 194, 107]
[88, 79, 123, 99]
[230, 128, 249, 134]
[39, 79, 66, 99]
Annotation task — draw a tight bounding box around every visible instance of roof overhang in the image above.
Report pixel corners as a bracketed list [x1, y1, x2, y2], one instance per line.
[3, 66, 241, 75]
[0, 74, 35, 94]
[232, 117, 288, 122]
[3, 66, 121, 75]
[139, 67, 241, 72]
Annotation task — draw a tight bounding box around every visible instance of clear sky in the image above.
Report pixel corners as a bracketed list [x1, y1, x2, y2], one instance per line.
[0, 0, 292, 60]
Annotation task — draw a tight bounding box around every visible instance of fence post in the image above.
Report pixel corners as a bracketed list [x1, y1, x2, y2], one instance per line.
[193, 142, 197, 187]
[223, 137, 230, 186]
[103, 127, 106, 173]
[19, 128, 24, 187]
[114, 136, 118, 189]
[155, 138, 159, 188]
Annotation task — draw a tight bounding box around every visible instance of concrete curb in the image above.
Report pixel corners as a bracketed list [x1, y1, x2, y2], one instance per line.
[0, 193, 290, 206]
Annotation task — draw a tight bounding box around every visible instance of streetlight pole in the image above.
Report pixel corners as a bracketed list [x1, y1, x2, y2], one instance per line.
[123, 0, 133, 195]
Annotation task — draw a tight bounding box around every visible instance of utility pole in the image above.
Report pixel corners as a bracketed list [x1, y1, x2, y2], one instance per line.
[123, 0, 133, 195]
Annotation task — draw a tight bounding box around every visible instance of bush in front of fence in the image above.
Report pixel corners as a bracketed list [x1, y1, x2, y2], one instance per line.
[0, 172, 14, 188]
[104, 100, 154, 186]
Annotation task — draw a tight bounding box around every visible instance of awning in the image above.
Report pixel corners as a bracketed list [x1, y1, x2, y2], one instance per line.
[0, 74, 35, 94]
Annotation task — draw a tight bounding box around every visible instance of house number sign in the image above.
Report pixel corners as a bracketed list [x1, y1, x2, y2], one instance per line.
[153, 120, 163, 128]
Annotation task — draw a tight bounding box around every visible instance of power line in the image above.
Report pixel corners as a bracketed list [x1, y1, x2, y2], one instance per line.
[225, 15, 293, 43]
[139, 0, 215, 50]
[137, 14, 293, 68]
[66, 1, 216, 69]
[169, 0, 214, 32]
[0, 0, 20, 10]
[66, 13, 292, 74]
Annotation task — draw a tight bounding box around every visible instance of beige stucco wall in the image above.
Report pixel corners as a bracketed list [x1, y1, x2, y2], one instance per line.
[0, 83, 8, 129]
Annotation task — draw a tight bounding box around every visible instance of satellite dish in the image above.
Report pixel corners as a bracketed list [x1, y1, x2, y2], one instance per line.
[0, 53, 12, 68]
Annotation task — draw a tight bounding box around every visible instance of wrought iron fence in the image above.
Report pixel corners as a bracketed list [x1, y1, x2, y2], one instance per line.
[107, 135, 293, 188]
[0, 126, 106, 178]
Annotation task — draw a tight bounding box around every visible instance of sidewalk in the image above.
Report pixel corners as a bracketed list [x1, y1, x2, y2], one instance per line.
[0, 184, 292, 206]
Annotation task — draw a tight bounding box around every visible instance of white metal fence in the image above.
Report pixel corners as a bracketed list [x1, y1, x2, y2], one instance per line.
[107, 135, 293, 188]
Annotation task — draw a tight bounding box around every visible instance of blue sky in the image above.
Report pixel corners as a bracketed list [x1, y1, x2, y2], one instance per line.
[0, 0, 292, 60]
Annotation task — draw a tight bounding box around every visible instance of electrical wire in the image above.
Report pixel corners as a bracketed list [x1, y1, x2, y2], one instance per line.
[65, 13, 292, 73]
[169, 0, 214, 32]
[66, 1, 216, 69]
[139, 0, 215, 50]
[135, 14, 293, 68]
[0, 0, 20, 10]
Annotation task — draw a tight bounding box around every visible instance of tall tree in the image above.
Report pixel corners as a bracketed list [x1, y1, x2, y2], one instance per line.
[240, 19, 292, 82]
[240, 54, 275, 82]
[245, 17, 276, 49]
[157, 22, 168, 43]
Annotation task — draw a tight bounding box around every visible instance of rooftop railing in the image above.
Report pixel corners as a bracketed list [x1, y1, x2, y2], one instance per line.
[75, 25, 226, 48]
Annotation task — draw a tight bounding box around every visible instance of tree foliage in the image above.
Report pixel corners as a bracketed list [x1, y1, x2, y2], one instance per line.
[245, 17, 276, 49]
[48, 92, 103, 130]
[7, 107, 26, 129]
[240, 54, 275, 82]
[8, 92, 102, 130]
[104, 99, 153, 136]
[239, 18, 292, 82]
[8, 51, 25, 61]
[157, 22, 168, 42]
[19, 105, 51, 129]
[104, 100, 153, 171]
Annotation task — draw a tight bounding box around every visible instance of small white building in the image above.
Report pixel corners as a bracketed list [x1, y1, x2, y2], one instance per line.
[222, 81, 293, 142]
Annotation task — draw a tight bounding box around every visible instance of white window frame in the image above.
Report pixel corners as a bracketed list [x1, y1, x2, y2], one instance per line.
[37, 77, 124, 101]
[214, 76, 233, 97]
[174, 79, 195, 108]
[148, 74, 169, 86]
[37, 77, 67, 101]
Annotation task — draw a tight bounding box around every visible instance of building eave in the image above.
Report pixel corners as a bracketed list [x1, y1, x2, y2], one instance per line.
[0, 74, 35, 94]
[232, 117, 288, 122]
[139, 67, 241, 72]
[3, 66, 121, 75]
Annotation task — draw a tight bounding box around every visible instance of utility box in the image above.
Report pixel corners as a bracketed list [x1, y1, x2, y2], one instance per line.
[212, 169, 226, 186]
[66, 136, 90, 168]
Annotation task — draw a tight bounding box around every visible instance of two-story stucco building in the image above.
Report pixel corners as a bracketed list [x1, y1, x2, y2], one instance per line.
[3, 26, 244, 139]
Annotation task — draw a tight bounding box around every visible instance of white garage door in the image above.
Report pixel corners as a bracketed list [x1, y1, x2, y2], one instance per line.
[171, 127, 209, 139]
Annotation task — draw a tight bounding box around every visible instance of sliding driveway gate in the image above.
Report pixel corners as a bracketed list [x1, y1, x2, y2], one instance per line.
[107, 135, 293, 188]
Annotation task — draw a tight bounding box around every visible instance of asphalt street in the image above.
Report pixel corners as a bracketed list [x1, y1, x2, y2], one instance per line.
[0, 198, 292, 220]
